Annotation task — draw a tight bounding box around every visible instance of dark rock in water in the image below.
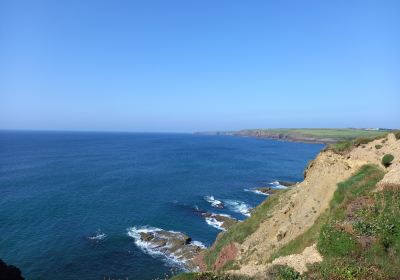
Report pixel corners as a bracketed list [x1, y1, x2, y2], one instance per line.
[137, 230, 204, 270]
[214, 203, 224, 209]
[256, 187, 281, 195]
[0, 259, 24, 280]
[201, 212, 238, 230]
[140, 232, 154, 242]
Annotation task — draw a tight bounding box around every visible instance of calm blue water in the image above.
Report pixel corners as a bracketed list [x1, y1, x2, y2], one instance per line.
[0, 131, 323, 280]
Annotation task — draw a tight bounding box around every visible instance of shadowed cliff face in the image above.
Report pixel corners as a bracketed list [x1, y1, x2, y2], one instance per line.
[0, 259, 24, 280]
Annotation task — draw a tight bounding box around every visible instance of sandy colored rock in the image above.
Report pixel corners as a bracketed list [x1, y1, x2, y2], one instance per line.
[271, 244, 322, 274]
[226, 133, 400, 277]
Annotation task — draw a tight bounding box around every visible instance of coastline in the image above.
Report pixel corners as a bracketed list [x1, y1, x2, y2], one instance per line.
[195, 128, 392, 145]
[195, 132, 332, 144]
[184, 132, 400, 279]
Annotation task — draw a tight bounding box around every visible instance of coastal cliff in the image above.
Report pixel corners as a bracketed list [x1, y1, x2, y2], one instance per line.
[196, 128, 391, 144]
[173, 132, 400, 279]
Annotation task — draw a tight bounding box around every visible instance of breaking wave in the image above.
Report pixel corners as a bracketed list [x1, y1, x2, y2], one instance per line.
[205, 216, 225, 231]
[244, 188, 269, 196]
[88, 230, 106, 240]
[224, 199, 252, 217]
[269, 181, 288, 189]
[204, 195, 224, 208]
[127, 226, 205, 268]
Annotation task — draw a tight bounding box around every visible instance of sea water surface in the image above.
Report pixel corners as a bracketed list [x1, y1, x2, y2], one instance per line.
[0, 131, 323, 280]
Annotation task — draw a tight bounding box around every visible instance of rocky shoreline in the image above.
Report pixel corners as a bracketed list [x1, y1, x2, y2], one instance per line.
[130, 183, 289, 271]
[128, 227, 206, 270]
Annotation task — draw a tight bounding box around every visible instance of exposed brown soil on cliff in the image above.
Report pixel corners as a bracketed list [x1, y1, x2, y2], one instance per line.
[214, 133, 400, 278]
[214, 243, 239, 270]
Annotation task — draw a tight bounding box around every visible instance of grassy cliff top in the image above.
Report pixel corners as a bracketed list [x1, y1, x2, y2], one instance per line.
[198, 128, 394, 144]
[236, 128, 392, 142]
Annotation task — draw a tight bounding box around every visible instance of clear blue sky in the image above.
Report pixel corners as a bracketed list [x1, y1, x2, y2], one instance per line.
[1, 0, 399, 132]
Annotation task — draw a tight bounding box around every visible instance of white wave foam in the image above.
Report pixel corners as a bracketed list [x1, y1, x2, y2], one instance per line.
[270, 181, 288, 189]
[191, 240, 206, 249]
[224, 199, 252, 217]
[217, 213, 233, 218]
[205, 217, 226, 231]
[88, 230, 106, 240]
[127, 226, 164, 254]
[244, 188, 269, 196]
[204, 195, 224, 208]
[127, 226, 205, 268]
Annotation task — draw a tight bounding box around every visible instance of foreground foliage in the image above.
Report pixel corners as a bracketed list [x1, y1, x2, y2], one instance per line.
[174, 161, 400, 280]
[170, 272, 251, 280]
[271, 164, 400, 280]
[381, 154, 394, 167]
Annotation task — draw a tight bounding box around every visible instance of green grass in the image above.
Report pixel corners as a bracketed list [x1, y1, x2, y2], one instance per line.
[352, 190, 400, 277]
[270, 163, 400, 280]
[203, 190, 286, 269]
[305, 164, 400, 279]
[328, 140, 353, 153]
[318, 224, 359, 257]
[270, 165, 385, 262]
[267, 265, 306, 280]
[327, 132, 395, 154]
[242, 129, 391, 141]
[170, 272, 252, 280]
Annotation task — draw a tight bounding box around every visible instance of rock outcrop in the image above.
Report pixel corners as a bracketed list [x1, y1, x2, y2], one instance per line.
[0, 259, 24, 280]
[128, 227, 205, 270]
[201, 212, 238, 231]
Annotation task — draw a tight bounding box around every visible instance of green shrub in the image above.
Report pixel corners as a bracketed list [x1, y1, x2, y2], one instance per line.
[170, 272, 251, 280]
[395, 131, 400, 140]
[267, 265, 305, 280]
[310, 259, 367, 280]
[354, 137, 373, 146]
[375, 144, 383, 149]
[329, 140, 352, 154]
[381, 154, 394, 167]
[271, 165, 384, 262]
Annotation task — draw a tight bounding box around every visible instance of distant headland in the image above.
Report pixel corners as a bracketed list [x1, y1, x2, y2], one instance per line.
[195, 128, 395, 144]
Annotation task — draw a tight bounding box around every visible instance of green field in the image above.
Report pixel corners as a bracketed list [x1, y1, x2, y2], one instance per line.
[240, 128, 391, 141]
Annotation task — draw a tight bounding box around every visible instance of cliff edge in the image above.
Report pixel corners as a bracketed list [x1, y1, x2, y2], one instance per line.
[179, 132, 400, 280]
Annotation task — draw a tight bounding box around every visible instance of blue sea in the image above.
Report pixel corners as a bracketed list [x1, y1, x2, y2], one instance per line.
[0, 131, 323, 280]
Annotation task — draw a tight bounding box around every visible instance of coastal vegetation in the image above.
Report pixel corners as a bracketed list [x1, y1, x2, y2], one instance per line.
[201, 128, 393, 144]
[249, 128, 390, 140]
[382, 154, 394, 167]
[251, 163, 398, 280]
[170, 272, 252, 280]
[326, 132, 396, 154]
[270, 165, 384, 260]
[172, 133, 399, 280]
[308, 165, 399, 279]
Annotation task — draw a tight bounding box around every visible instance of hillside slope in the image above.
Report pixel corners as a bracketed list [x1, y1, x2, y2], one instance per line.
[183, 133, 400, 280]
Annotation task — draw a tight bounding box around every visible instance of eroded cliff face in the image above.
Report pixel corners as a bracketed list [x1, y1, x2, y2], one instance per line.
[209, 133, 400, 278]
